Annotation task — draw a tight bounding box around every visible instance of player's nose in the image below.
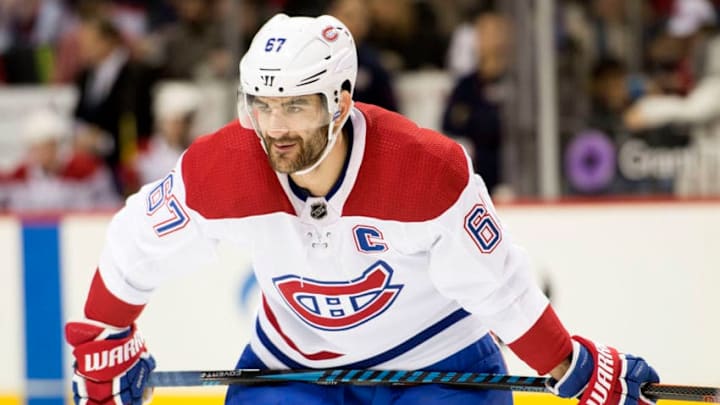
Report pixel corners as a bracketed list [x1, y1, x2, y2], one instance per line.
[264, 112, 290, 137]
[266, 126, 289, 138]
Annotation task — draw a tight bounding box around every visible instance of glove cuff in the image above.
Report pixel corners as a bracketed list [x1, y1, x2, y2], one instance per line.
[66, 318, 130, 346]
[547, 336, 659, 405]
[573, 336, 622, 405]
[546, 340, 593, 398]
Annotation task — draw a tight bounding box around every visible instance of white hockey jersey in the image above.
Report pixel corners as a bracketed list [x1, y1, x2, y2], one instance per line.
[95, 103, 555, 372]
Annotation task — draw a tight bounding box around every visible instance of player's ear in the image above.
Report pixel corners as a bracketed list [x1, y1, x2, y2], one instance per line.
[334, 90, 352, 126]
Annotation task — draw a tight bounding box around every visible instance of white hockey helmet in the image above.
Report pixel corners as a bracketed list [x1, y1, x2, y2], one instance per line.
[23, 109, 71, 146]
[237, 13, 358, 174]
[154, 81, 201, 121]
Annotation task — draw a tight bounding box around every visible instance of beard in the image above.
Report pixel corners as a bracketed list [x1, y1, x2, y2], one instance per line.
[263, 127, 328, 173]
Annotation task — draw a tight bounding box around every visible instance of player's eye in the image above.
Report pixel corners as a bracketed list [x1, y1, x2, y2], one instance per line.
[253, 102, 271, 113]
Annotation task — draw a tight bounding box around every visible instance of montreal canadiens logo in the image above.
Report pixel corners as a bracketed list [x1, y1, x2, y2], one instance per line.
[273, 261, 403, 331]
[322, 26, 339, 41]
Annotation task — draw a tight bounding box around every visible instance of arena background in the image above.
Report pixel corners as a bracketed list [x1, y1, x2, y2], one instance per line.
[1, 0, 719, 404]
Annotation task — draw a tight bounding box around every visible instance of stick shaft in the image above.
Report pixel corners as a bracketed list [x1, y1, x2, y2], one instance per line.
[148, 369, 720, 403]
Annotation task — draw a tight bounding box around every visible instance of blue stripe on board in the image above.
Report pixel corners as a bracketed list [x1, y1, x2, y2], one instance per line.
[22, 221, 65, 405]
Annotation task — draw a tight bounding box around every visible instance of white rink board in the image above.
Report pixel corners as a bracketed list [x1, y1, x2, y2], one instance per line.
[497, 202, 720, 386]
[0, 201, 718, 399]
[0, 217, 23, 393]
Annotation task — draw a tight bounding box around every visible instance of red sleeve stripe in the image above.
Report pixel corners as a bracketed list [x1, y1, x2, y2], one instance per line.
[84, 269, 145, 327]
[507, 305, 573, 375]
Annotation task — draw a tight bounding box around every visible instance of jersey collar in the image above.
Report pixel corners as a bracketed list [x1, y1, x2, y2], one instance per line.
[277, 106, 367, 218]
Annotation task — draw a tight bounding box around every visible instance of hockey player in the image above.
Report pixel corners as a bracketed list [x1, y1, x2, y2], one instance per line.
[65, 13, 659, 405]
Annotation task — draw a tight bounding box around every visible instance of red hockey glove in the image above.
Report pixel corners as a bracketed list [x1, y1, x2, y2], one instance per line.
[66, 320, 156, 405]
[546, 336, 660, 405]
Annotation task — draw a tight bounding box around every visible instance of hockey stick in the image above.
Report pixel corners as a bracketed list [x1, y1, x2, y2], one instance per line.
[148, 369, 720, 403]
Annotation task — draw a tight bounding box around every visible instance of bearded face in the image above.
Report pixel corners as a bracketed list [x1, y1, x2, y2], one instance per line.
[261, 124, 329, 173]
[249, 94, 331, 173]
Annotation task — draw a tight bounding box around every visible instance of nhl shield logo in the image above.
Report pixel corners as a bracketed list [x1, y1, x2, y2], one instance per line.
[310, 202, 327, 219]
[273, 260, 403, 331]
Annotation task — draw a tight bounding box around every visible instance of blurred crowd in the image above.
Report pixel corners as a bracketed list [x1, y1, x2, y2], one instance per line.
[0, 0, 719, 213]
[558, 0, 720, 197]
[443, 0, 720, 198]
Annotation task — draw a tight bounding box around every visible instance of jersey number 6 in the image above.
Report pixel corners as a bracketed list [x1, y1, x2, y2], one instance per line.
[464, 203, 502, 253]
[146, 173, 190, 237]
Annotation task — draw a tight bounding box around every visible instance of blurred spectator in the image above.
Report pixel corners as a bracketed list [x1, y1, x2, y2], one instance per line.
[578, 58, 628, 189]
[51, 1, 87, 84]
[226, 0, 266, 55]
[563, 0, 634, 68]
[668, 0, 719, 90]
[559, 0, 636, 127]
[444, 1, 496, 79]
[623, 0, 720, 196]
[588, 58, 654, 134]
[54, 0, 158, 83]
[0, 109, 119, 212]
[72, 14, 156, 195]
[134, 81, 200, 185]
[644, 29, 688, 94]
[327, 0, 398, 111]
[445, 11, 480, 78]
[643, 0, 719, 95]
[0, 0, 73, 83]
[564, 58, 678, 195]
[631, 0, 706, 97]
[441, 10, 511, 195]
[107, 0, 149, 41]
[364, 0, 447, 71]
[154, 0, 230, 80]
